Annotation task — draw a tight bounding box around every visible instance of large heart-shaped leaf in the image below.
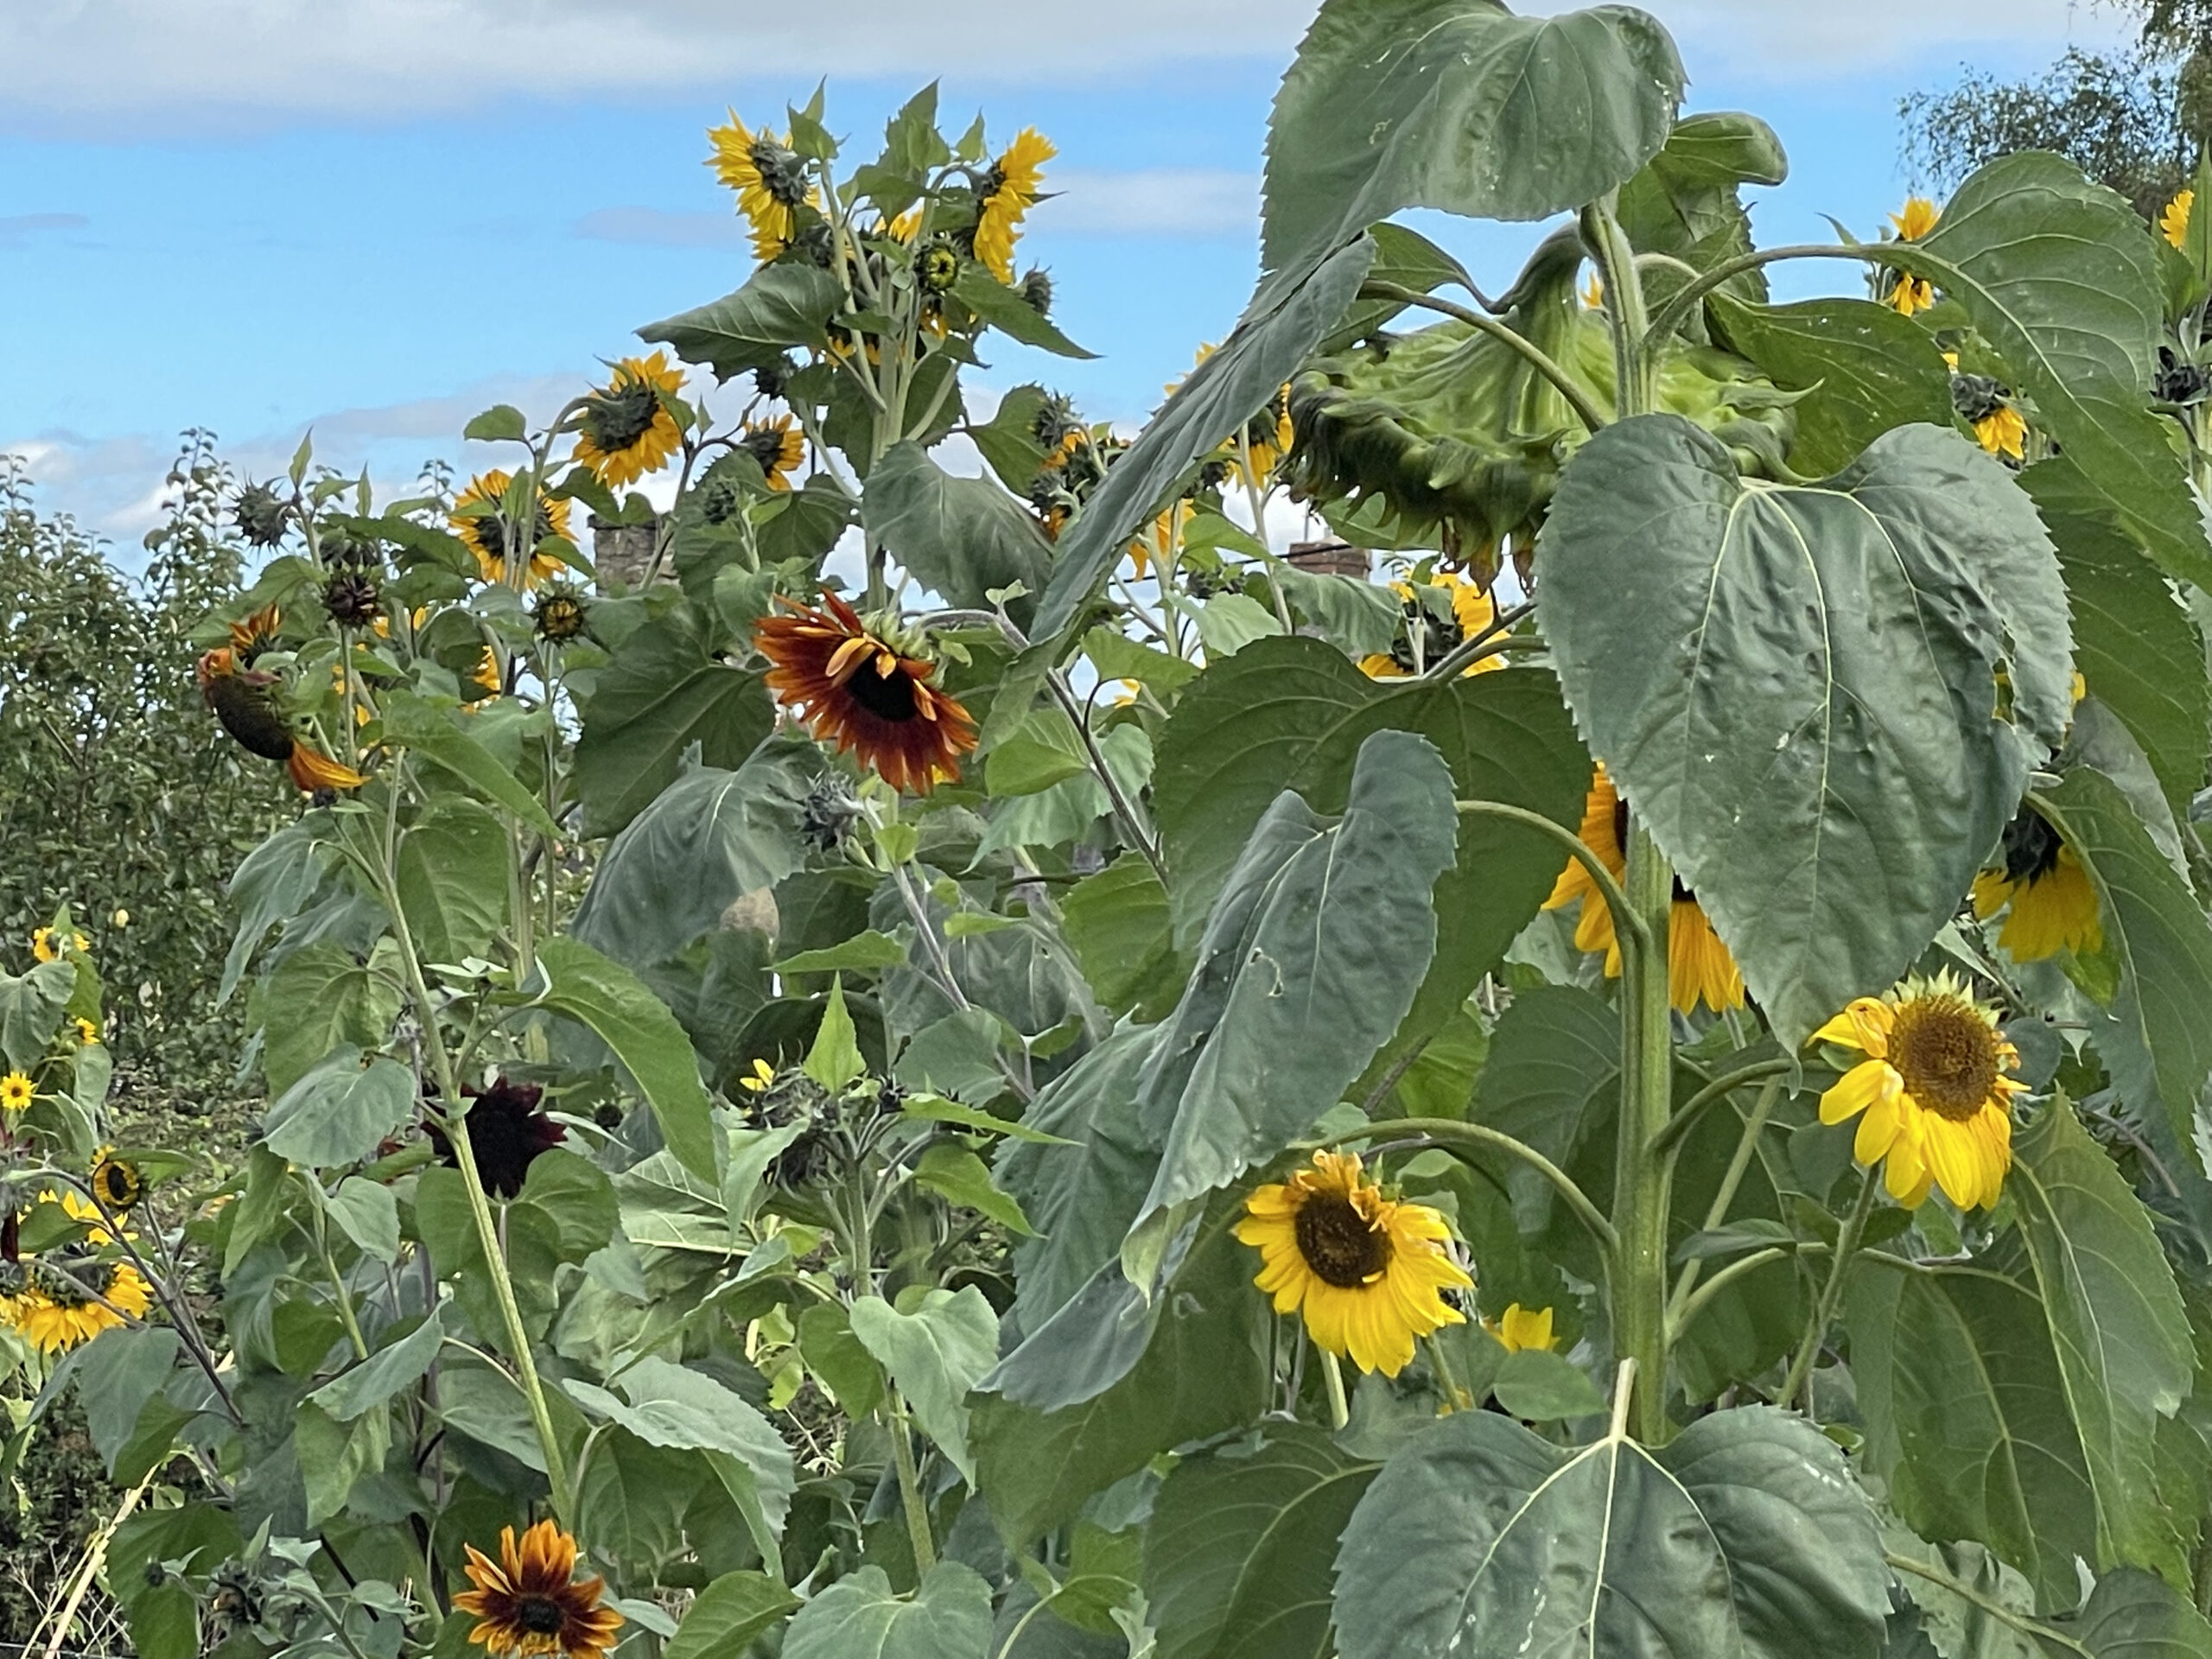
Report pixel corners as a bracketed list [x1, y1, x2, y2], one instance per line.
[864, 441, 1054, 621]
[640, 263, 844, 379]
[1333, 1403, 1891, 1658]
[781, 1563, 994, 1659]
[1706, 294, 1955, 474]
[1538, 416, 2072, 1041]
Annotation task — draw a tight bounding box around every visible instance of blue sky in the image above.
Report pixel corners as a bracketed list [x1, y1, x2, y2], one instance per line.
[0, 0, 2132, 545]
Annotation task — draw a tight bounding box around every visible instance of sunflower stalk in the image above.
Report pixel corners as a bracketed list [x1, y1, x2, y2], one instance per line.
[886, 1394, 938, 1573]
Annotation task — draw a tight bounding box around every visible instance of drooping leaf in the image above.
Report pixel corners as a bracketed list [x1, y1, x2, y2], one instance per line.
[640, 263, 845, 379]
[308, 1309, 445, 1422]
[914, 1143, 1034, 1236]
[1706, 293, 1955, 474]
[249, 940, 401, 1096]
[1333, 1404, 1891, 1659]
[260, 1048, 415, 1168]
[0, 959, 73, 1072]
[2072, 1568, 2212, 1656]
[395, 800, 509, 965]
[219, 814, 343, 1004]
[70, 1326, 182, 1476]
[380, 690, 560, 838]
[782, 1563, 995, 1659]
[563, 1355, 796, 1543]
[865, 441, 1054, 620]
[1538, 416, 2072, 1042]
[849, 1287, 1001, 1484]
[1618, 111, 1789, 317]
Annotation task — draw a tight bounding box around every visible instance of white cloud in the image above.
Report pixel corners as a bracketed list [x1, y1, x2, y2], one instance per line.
[1034, 169, 1258, 238]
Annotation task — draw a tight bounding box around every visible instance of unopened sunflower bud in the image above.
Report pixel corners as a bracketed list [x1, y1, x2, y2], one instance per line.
[754, 353, 795, 403]
[1019, 265, 1053, 315]
[532, 585, 590, 644]
[916, 242, 960, 295]
[233, 481, 289, 548]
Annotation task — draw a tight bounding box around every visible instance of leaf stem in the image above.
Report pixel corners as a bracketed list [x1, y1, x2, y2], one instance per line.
[1319, 1348, 1350, 1430]
[1335, 1117, 1617, 1256]
[1777, 1164, 1879, 1411]
[1639, 243, 1888, 353]
[1611, 822, 1678, 1444]
[1453, 800, 1649, 958]
[1664, 1074, 1785, 1326]
[1649, 1059, 1793, 1159]
[1885, 1553, 2094, 1657]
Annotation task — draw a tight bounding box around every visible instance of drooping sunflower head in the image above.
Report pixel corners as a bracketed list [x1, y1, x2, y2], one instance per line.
[1019, 265, 1054, 315]
[2, 1231, 151, 1356]
[753, 594, 980, 795]
[233, 480, 290, 549]
[1233, 1149, 1471, 1377]
[974, 127, 1055, 283]
[707, 112, 817, 263]
[1811, 969, 2026, 1210]
[453, 470, 573, 588]
[453, 1520, 624, 1659]
[427, 1077, 566, 1200]
[740, 417, 806, 492]
[91, 1152, 143, 1212]
[572, 353, 685, 489]
[1972, 803, 2101, 962]
[1, 1071, 32, 1113]
[2164, 187, 2195, 249]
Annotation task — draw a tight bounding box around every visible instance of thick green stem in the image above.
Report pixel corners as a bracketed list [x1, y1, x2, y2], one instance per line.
[1611, 823, 1677, 1444]
[1778, 1165, 1879, 1411]
[887, 1397, 938, 1573]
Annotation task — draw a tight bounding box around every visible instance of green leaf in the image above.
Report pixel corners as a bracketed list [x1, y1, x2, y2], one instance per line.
[1134, 729, 1458, 1229]
[640, 263, 845, 378]
[951, 264, 1096, 357]
[1490, 1349, 1608, 1421]
[904, 1093, 1071, 1144]
[1084, 626, 1200, 696]
[396, 800, 509, 965]
[2022, 459, 2209, 817]
[1618, 111, 1788, 319]
[776, 930, 911, 975]
[250, 941, 401, 1096]
[987, 708, 1092, 797]
[1144, 1423, 1378, 1659]
[1915, 151, 2211, 587]
[1538, 417, 2072, 1043]
[563, 1354, 796, 1540]
[261, 1047, 415, 1167]
[573, 602, 775, 837]
[864, 441, 1054, 620]
[309, 1308, 445, 1421]
[849, 1286, 1000, 1484]
[1273, 564, 1400, 658]
[380, 690, 560, 838]
[665, 1571, 800, 1659]
[1707, 294, 1955, 474]
[296, 1397, 390, 1527]
[572, 736, 813, 969]
[71, 1326, 181, 1475]
[0, 958, 75, 1071]
[1031, 238, 1377, 644]
[802, 976, 867, 1090]
[535, 935, 718, 1184]
[2035, 767, 2212, 1162]
[914, 1142, 1034, 1236]
[757, 471, 860, 569]
[515, 1146, 620, 1262]
[462, 404, 527, 442]
[1315, 220, 1477, 355]
[1190, 592, 1283, 657]
[783, 1562, 995, 1659]
[894, 1011, 1008, 1103]
[323, 1175, 401, 1263]
[2010, 1097, 2195, 1585]
[1333, 1405, 1891, 1659]
[2073, 1568, 2212, 1656]
[219, 815, 342, 1004]
[1262, 0, 1683, 302]
[797, 1302, 887, 1419]
[1061, 853, 1180, 1020]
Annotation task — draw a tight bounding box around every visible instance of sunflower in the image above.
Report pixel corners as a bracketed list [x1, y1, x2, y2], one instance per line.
[1359, 573, 1503, 680]
[1972, 804, 2101, 962]
[738, 1058, 776, 1094]
[426, 1077, 566, 1201]
[1236, 387, 1296, 487]
[1541, 765, 1745, 1014]
[454, 1520, 624, 1659]
[30, 926, 87, 963]
[2164, 188, 2195, 249]
[1950, 367, 2026, 461]
[1, 1072, 31, 1113]
[1972, 404, 2027, 461]
[452, 471, 574, 589]
[229, 604, 283, 663]
[1235, 1150, 1471, 1377]
[975, 129, 1055, 283]
[1487, 1302, 1557, 1355]
[196, 648, 368, 793]
[754, 595, 979, 794]
[1, 1192, 152, 1355]
[91, 1151, 143, 1212]
[741, 417, 805, 491]
[707, 112, 817, 264]
[73, 1018, 99, 1047]
[531, 586, 590, 645]
[572, 353, 684, 489]
[1885, 196, 1940, 315]
[1811, 970, 2025, 1210]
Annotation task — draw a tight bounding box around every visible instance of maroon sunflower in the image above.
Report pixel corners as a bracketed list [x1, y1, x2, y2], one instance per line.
[453, 1520, 623, 1659]
[426, 1077, 566, 1199]
[754, 594, 978, 794]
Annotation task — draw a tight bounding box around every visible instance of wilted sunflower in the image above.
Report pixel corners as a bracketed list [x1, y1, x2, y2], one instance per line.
[1487, 1302, 1557, 1355]
[707, 112, 817, 264]
[90, 1151, 143, 1212]
[754, 595, 979, 795]
[1811, 970, 2025, 1210]
[426, 1077, 566, 1200]
[975, 129, 1055, 283]
[321, 570, 383, 629]
[1, 1192, 153, 1355]
[196, 647, 367, 793]
[1885, 196, 1940, 315]
[1359, 573, 1503, 680]
[453, 470, 574, 589]
[1, 1071, 31, 1113]
[454, 1520, 624, 1659]
[1236, 1150, 1471, 1377]
[1541, 765, 1745, 1014]
[1972, 804, 2101, 962]
[572, 353, 684, 488]
[2165, 188, 2195, 249]
[229, 604, 283, 664]
[741, 416, 805, 491]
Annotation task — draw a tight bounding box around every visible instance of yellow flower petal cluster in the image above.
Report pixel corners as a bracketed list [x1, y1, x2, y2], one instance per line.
[2164, 188, 2195, 249]
[1359, 573, 1503, 681]
[1236, 1150, 1470, 1376]
[976, 129, 1054, 283]
[1972, 807, 2101, 962]
[1, 1191, 151, 1355]
[31, 926, 87, 963]
[1488, 1302, 1556, 1354]
[0, 1071, 31, 1112]
[571, 352, 685, 489]
[1886, 196, 1940, 315]
[707, 112, 818, 264]
[1810, 970, 2025, 1210]
[453, 471, 573, 589]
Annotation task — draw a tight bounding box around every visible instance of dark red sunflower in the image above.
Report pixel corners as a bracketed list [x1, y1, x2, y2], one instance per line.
[754, 594, 978, 794]
[452, 1520, 622, 1659]
[426, 1077, 566, 1199]
[195, 647, 366, 793]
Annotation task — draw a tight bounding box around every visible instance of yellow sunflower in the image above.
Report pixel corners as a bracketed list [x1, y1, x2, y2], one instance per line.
[1359, 573, 1503, 680]
[740, 417, 805, 491]
[91, 1151, 143, 1212]
[571, 353, 684, 489]
[2, 1192, 152, 1356]
[1972, 804, 2101, 962]
[976, 129, 1055, 283]
[739, 1058, 775, 1094]
[1235, 1150, 1471, 1377]
[1810, 970, 2025, 1210]
[455, 1520, 625, 1659]
[452, 471, 573, 589]
[707, 112, 817, 263]
[30, 926, 86, 963]
[1885, 196, 1940, 315]
[2164, 188, 2195, 249]
[1487, 1302, 1557, 1354]
[1, 1071, 31, 1113]
[73, 1018, 100, 1047]
[1541, 766, 1745, 1014]
[1973, 404, 2027, 461]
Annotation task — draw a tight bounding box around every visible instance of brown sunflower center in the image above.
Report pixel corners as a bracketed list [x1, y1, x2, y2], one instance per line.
[742, 426, 793, 476]
[1294, 1192, 1390, 1288]
[512, 1592, 571, 1635]
[96, 1164, 137, 1207]
[1889, 995, 2001, 1122]
[582, 380, 660, 453]
[1998, 805, 2064, 886]
[844, 660, 919, 722]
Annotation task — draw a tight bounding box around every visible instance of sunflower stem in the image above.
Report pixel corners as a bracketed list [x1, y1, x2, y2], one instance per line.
[1778, 1164, 1880, 1411]
[1611, 822, 1677, 1444]
[1319, 1348, 1350, 1430]
[887, 1395, 938, 1573]
[1335, 1118, 1616, 1257]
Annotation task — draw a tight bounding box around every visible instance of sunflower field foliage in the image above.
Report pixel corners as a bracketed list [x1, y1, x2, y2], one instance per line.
[34, 3, 2212, 1654]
